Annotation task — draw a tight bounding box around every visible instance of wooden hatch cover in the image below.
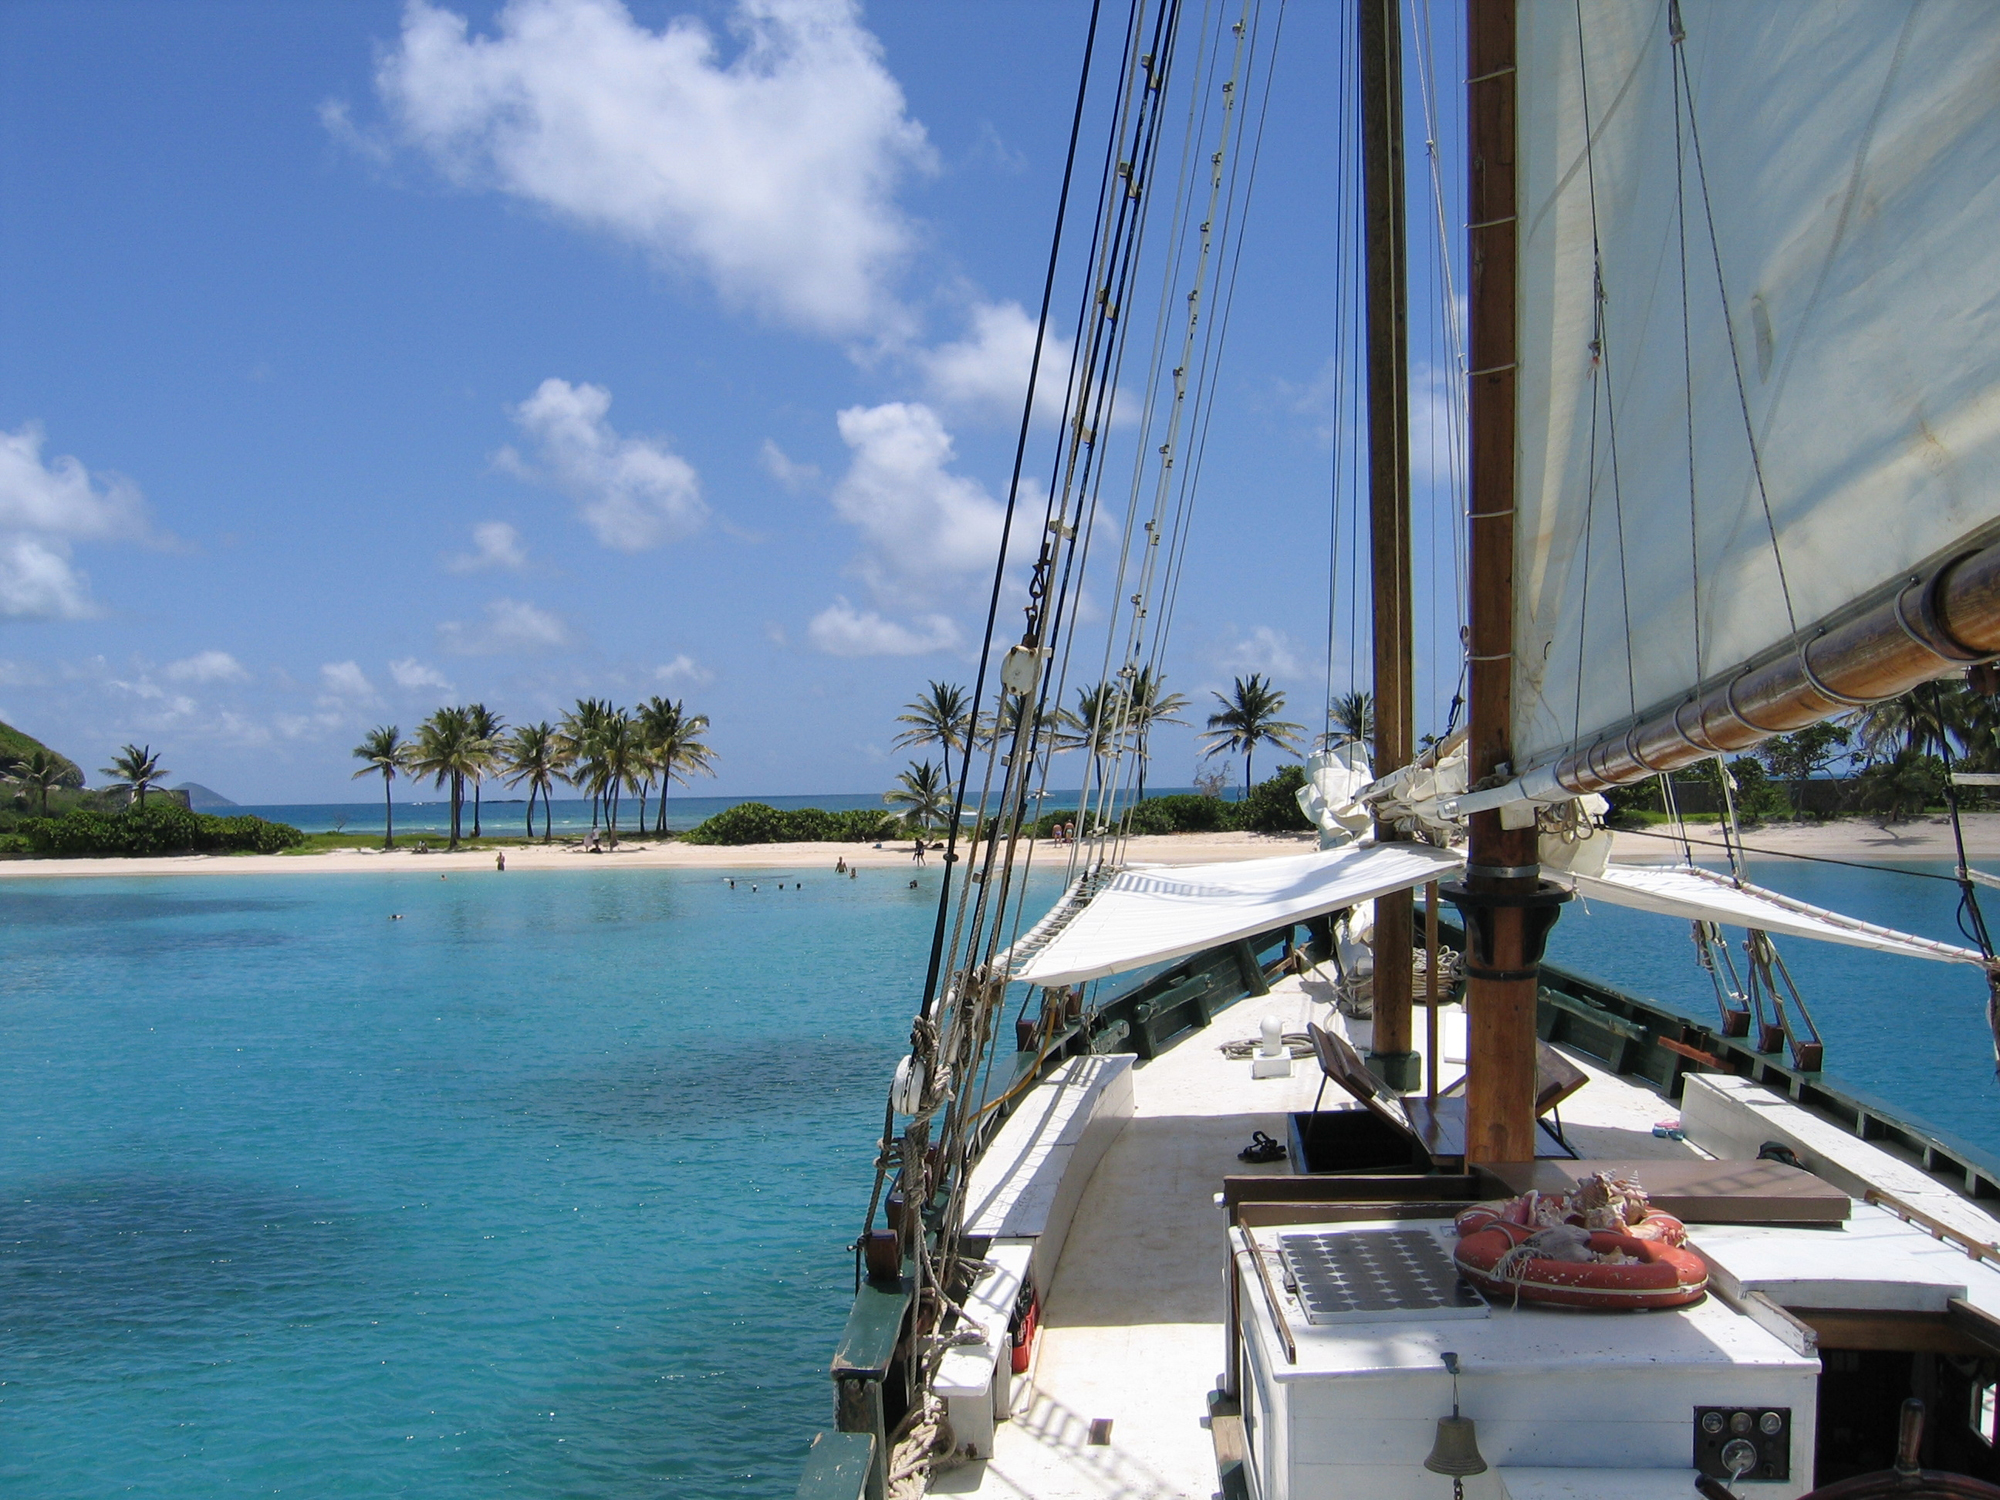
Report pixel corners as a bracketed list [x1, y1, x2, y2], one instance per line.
[1481, 1158, 1851, 1225]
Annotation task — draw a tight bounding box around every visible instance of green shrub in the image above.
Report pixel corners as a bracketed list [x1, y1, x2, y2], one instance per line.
[778, 806, 840, 842]
[681, 801, 789, 845]
[1124, 799, 1177, 836]
[1602, 781, 1661, 826]
[1857, 750, 1946, 824]
[1133, 793, 1241, 833]
[205, 813, 308, 854]
[1239, 765, 1312, 833]
[13, 804, 304, 857]
[834, 807, 899, 842]
[682, 801, 909, 845]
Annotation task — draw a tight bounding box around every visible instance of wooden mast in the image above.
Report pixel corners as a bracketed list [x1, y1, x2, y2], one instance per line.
[1460, 0, 1548, 1162]
[1360, 0, 1418, 1091]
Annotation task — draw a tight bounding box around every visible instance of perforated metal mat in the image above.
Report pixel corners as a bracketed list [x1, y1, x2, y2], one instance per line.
[1278, 1227, 1488, 1325]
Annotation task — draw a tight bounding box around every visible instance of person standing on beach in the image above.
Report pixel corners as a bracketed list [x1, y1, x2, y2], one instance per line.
[496, 851, 506, 871]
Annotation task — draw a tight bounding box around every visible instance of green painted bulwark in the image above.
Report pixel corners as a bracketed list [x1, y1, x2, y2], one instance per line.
[795, 1431, 874, 1500]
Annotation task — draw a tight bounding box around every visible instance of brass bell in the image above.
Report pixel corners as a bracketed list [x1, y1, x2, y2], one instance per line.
[1425, 1353, 1488, 1495]
[1425, 1414, 1489, 1478]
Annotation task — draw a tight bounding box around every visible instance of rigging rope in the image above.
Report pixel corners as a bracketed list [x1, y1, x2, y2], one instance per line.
[1926, 678, 2000, 1067]
[1570, 0, 1640, 730]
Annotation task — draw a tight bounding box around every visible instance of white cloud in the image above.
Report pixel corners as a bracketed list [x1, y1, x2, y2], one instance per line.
[759, 438, 820, 493]
[446, 519, 528, 572]
[0, 422, 147, 540]
[438, 597, 576, 656]
[0, 535, 94, 620]
[320, 661, 377, 698]
[654, 652, 713, 686]
[500, 378, 706, 551]
[806, 597, 959, 657]
[1217, 626, 1305, 679]
[389, 657, 455, 692]
[829, 401, 1005, 599]
[0, 422, 154, 621]
[917, 301, 1066, 422]
[0, 659, 45, 688]
[370, 0, 932, 338]
[165, 650, 249, 684]
[106, 672, 198, 723]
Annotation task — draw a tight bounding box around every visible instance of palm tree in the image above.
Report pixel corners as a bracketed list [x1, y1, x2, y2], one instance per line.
[502, 722, 561, 841]
[5, 748, 67, 817]
[1126, 666, 1189, 800]
[350, 725, 407, 850]
[100, 743, 169, 810]
[893, 681, 974, 765]
[1202, 674, 1304, 795]
[885, 759, 952, 832]
[1851, 688, 1950, 763]
[1326, 689, 1376, 748]
[465, 703, 506, 838]
[641, 697, 717, 835]
[1056, 680, 1129, 802]
[596, 709, 643, 833]
[556, 698, 614, 830]
[407, 706, 485, 849]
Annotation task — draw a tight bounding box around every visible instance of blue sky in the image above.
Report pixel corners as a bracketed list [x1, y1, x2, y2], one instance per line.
[0, 0, 1468, 803]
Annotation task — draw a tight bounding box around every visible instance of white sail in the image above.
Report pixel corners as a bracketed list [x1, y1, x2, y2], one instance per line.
[1512, 1, 2000, 773]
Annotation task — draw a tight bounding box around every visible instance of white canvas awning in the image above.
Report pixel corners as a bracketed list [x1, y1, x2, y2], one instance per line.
[1571, 864, 1987, 967]
[1010, 843, 1466, 989]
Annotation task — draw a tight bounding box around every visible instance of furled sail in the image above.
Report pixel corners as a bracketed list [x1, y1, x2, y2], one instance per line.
[1500, 1, 2000, 800]
[1570, 863, 1986, 967]
[1007, 844, 1464, 988]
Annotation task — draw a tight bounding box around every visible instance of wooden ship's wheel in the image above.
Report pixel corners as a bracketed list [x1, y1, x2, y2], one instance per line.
[1700, 1401, 2000, 1500]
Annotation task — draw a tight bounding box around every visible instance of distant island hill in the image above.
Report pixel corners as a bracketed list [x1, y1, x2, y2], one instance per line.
[0, 718, 239, 807]
[0, 718, 84, 788]
[177, 783, 239, 810]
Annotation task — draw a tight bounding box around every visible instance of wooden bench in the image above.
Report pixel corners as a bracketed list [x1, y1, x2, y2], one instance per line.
[931, 1239, 1034, 1458]
[946, 1054, 1135, 1454]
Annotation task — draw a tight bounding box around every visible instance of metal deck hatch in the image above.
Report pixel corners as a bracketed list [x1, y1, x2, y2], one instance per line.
[1277, 1227, 1489, 1325]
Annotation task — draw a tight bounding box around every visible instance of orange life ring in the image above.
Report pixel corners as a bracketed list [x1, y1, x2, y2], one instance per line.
[1453, 1209, 1708, 1311]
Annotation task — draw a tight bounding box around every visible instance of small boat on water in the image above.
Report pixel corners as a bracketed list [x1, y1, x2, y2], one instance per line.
[798, 4, 2000, 1497]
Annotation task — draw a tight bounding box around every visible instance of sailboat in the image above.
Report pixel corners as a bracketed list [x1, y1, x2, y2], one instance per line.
[796, 4, 2000, 1498]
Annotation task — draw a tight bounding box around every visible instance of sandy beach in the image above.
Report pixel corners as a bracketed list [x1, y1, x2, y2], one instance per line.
[1607, 813, 2000, 866]
[0, 828, 1325, 879]
[2, 815, 1997, 879]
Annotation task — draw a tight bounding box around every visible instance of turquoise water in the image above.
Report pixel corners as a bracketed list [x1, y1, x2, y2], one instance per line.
[230, 787, 1232, 836]
[6, 852, 1999, 1498]
[1546, 858, 2000, 1160]
[0, 866, 1049, 1498]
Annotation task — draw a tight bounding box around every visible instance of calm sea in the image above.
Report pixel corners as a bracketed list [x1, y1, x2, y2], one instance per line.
[224, 787, 1233, 837]
[2, 852, 1997, 1497]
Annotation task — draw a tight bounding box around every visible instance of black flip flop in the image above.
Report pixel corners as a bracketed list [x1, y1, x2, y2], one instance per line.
[1237, 1130, 1287, 1164]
